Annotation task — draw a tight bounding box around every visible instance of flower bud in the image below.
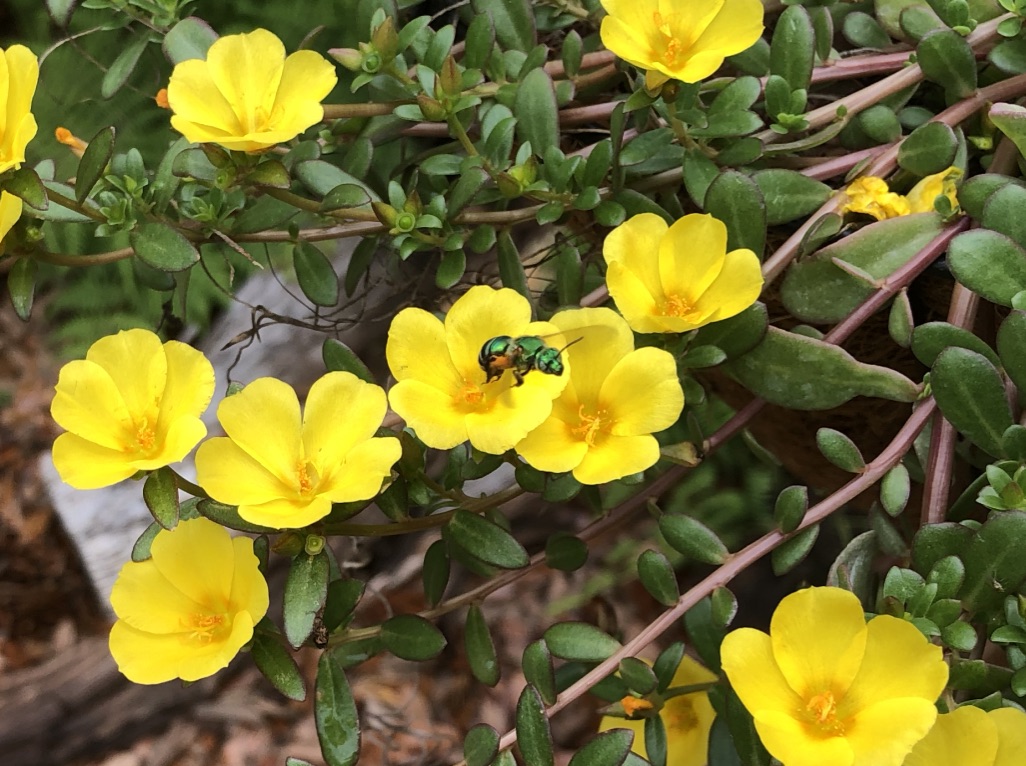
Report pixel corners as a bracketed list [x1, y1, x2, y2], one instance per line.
[393, 211, 417, 233]
[416, 94, 447, 122]
[304, 534, 326, 556]
[372, 201, 399, 227]
[329, 47, 363, 71]
[371, 17, 399, 62]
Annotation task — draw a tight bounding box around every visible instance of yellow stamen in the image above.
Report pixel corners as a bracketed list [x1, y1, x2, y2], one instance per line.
[572, 405, 611, 446]
[182, 612, 226, 643]
[805, 691, 845, 735]
[459, 381, 485, 407]
[133, 419, 156, 454]
[659, 293, 699, 320]
[652, 11, 686, 67]
[296, 461, 319, 495]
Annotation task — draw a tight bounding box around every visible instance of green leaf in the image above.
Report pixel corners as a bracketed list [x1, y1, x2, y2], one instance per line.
[659, 514, 729, 565]
[981, 183, 1026, 252]
[436, 250, 466, 289]
[568, 729, 635, 766]
[752, 169, 831, 226]
[644, 716, 668, 766]
[711, 586, 739, 629]
[470, 0, 534, 52]
[683, 147, 719, 208]
[772, 524, 820, 575]
[544, 622, 623, 663]
[465, 724, 500, 766]
[320, 184, 371, 212]
[380, 614, 447, 661]
[770, 4, 815, 90]
[448, 166, 489, 217]
[284, 551, 330, 649]
[46, 0, 76, 26]
[197, 499, 277, 534]
[961, 511, 1026, 613]
[898, 122, 959, 176]
[516, 686, 553, 766]
[295, 161, 380, 201]
[102, 35, 149, 98]
[523, 639, 557, 705]
[3, 167, 47, 211]
[514, 68, 558, 160]
[843, 11, 891, 48]
[322, 577, 365, 633]
[163, 17, 217, 65]
[75, 126, 115, 203]
[321, 339, 374, 384]
[927, 555, 965, 600]
[653, 643, 685, 692]
[131, 222, 200, 272]
[917, 28, 977, 99]
[465, 604, 500, 686]
[637, 549, 679, 606]
[997, 311, 1026, 394]
[251, 631, 306, 701]
[931, 347, 1014, 457]
[889, 289, 914, 348]
[881, 465, 911, 516]
[707, 717, 743, 766]
[816, 429, 866, 473]
[911, 321, 1002, 368]
[692, 302, 768, 360]
[315, 649, 360, 766]
[545, 533, 588, 572]
[131, 522, 160, 562]
[774, 485, 808, 534]
[7, 258, 35, 321]
[618, 657, 657, 695]
[422, 539, 450, 607]
[446, 509, 529, 569]
[959, 173, 1026, 221]
[702, 170, 766, 259]
[724, 327, 920, 409]
[497, 230, 532, 301]
[143, 466, 180, 530]
[294, 241, 339, 307]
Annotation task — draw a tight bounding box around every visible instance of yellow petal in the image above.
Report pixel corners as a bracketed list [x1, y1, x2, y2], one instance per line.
[195, 436, 295, 506]
[690, 0, 764, 58]
[693, 247, 764, 325]
[109, 555, 205, 633]
[902, 706, 997, 766]
[769, 586, 869, 700]
[842, 615, 947, 713]
[551, 307, 634, 407]
[85, 329, 167, 426]
[50, 432, 138, 489]
[388, 378, 469, 450]
[150, 517, 235, 606]
[155, 339, 215, 435]
[0, 45, 38, 171]
[51, 358, 134, 450]
[721, 627, 805, 717]
[270, 49, 337, 132]
[239, 493, 333, 529]
[205, 29, 285, 136]
[604, 213, 668, 302]
[602, 347, 683, 436]
[445, 285, 533, 383]
[991, 707, 1026, 766]
[844, 697, 940, 766]
[906, 166, 962, 214]
[516, 416, 589, 474]
[659, 214, 727, 302]
[166, 58, 242, 138]
[386, 306, 463, 391]
[228, 536, 270, 622]
[303, 372, 388, 470]
[320, 436, 401, 503]
[216, 377, 303, 486]
[135, 415, 206, 469]
[600, 17, 657, 72]
[467, 379, 556, 454]
[0, 190, 22, 241]
[752, 709, 854, 766]
[606, 261, 667, 333]
[573, 433, 660, 484]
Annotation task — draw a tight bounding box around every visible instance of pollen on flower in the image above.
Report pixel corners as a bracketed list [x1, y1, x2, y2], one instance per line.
[805, 690, 846, 735]
[652, 12, 685, 66]
[133, 421, 157, 454]
[572, 405, 611, 446]
[659, 293, 699, 321]
[459, 381, 485, 407]
[296, 460, 318, 495]
[182, 611, 227, 643]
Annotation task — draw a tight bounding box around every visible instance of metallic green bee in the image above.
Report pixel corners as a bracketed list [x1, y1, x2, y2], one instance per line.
[478, 334, 582, 386]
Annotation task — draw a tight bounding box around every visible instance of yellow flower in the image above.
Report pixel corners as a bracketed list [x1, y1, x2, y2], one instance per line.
[516, 308, 683, 484]
[0, 44, 38, 175]
[902, 705, 1026, 766]
[109, 517, 269, 684]
[600, 0, 764, 89]
[0, 190, 22, 251]
[840, 167, 962, 220]
[603, 213, 763, 334]
[195, 372, 400, 528]
[166, 28, 337, 152]
[51, 329, 215, 489]
[721, 586, 948, 766]
[386, 285, 569, 454]
[598, 656, 718, 766]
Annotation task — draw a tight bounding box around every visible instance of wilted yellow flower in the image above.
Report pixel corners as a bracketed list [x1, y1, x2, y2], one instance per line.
[516, 308, 683, 484]
[598, 656, 717, 766]
[0, 44, 38, 175]
[840, 167, 962, 220]
[721, 586, 948, 766]
[109, 517, 269, 684]
[903, 705, 1026, 766]
[0, 190, 22, 251]
[166, 28, 337, 152]
[600, 0, 764, 90]
[54, 126, 87, 158]
[604, 213, 763, 334]
[195, 372, 400, 528]
[51, 329, 215, 489]
[386, 286, 569, 454]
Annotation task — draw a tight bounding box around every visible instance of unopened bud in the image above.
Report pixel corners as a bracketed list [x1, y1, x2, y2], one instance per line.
[304, 534, 326, 556]
[329, 47, 364, 71]
[416, 94, 447, 122]
[155, 88, 170, 109]
[372, 200, 399, 226]
[371, 17, 399, 62]
[496, 172, 523, 199]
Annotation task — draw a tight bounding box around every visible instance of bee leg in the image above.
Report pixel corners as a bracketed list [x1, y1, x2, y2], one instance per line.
[513, 369, 525, 387]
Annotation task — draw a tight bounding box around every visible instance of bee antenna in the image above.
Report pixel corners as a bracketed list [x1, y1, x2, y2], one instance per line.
[558, 336, 584, 353]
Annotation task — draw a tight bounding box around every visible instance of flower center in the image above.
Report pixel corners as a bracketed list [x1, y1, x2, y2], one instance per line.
[805, 691, 846, 736]
[182, 611, 227, 644]
[296, 460, 320, 496]
[653, 12, 686, 67]
[459, 381, 486, 408]
[659, 293, 699, 320]
[133, 418, 157, 455]
[571, 406, 611, 446]
[664, 696, 699, 732]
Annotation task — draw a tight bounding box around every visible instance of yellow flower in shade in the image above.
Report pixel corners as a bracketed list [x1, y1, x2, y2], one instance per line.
[0, 45, 38, 175]
[109, 517, 269, 684]
[600, 0, 764, 90]
[840, 167, 962, 221]
[598, 656, 717, 766]
[0, 190, 22, 251]
[902, 704, 1026, 766]
[51, 329, 215, 489]
[515, 307, 683, 484]
[603, 213, 763, 334]
[166, 29, 337, 152]
[386, 285, 569, 454]
[721, 586, 949, 766]
[195, 372, 400, 529]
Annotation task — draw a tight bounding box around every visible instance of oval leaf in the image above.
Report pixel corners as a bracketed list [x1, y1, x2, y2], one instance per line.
[284, 550, 330, 649]
[380, 614, 447, 661]
[544, 622, 622, 663]
[251, 631, 306, 701]
[659, 514, 729, 564]
[75, 126, 115, 202]
[516, 685, 554, 766]
[131, 222, 200, 272]
[446, 509, 529, 569]
[931, 347, 1014, 457]
[315, 649, 360, 766]
[514, 68, 558, 159]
